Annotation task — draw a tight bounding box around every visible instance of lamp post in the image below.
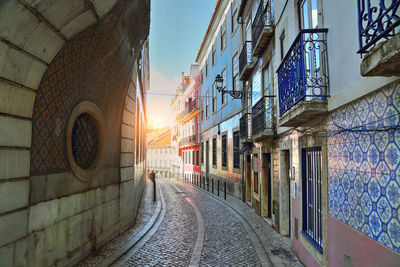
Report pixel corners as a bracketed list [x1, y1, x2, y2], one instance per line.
[214, 74, 243, 99]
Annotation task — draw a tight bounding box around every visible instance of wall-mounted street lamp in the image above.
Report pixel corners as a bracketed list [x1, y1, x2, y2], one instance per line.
[215, 74, 243, 99]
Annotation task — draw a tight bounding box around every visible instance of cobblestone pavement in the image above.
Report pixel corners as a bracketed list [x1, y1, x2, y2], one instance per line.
[173, 182, 262, 267]
[79, 178, 302, 267]
[186, 181, 303, 267]
[77, 179, 157, 267]
[119, 180, 264, 266]
[123, 181, 197, 266]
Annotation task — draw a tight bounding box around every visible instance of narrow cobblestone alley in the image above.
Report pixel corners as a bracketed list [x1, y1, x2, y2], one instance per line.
[80, 179, 302, 266]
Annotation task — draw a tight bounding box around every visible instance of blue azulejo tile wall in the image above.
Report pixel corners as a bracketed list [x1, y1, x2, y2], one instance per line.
[328, 81, 400, 253]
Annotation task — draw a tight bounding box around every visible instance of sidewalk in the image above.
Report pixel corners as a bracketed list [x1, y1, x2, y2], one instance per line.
[77, 178, 158, 266]
[188, 182, 303, 267]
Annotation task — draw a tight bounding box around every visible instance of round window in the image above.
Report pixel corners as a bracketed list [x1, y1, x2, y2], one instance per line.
[67, 101, 104, 182]
[71, 113, 99, 169]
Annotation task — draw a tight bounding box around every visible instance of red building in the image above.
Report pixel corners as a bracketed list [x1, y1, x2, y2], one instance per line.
[179, 65, 201, 184]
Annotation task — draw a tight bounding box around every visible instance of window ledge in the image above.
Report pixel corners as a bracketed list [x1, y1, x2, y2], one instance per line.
[301, 231, 323, 254]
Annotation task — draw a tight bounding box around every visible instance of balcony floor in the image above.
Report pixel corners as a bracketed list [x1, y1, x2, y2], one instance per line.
[239, 63, 255, 81]
[252, 130, 274, 141]
[279, 100, 327, 127]
[252, 28, 274, 56]
[361, 33, 400, 77]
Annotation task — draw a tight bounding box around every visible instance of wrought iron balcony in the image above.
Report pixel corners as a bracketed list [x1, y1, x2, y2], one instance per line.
[179, 100, 199, 121]
[239, 41, 256, 81]
[252, 0, 274, 56]
[277, 29, 329, 126]
[357, 0, 400, 54]
[181, 134, 199, 147]
[251, 97, 274, 138]
[240, 113, 252, 140]
[357, 0, 400, 76]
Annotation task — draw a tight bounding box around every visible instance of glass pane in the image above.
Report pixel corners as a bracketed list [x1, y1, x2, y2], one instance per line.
[252, 64, 262, 105]
[301, 0, 309, 29]
[311, 0, 318, 28]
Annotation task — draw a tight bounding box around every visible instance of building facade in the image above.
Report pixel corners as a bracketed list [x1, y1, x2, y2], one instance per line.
[179, 65, 202, 184]
[0, 0, 150, 265]
[234, 0, 400, 266]
[197, 0, 243, 198]
[147, 129, 172, 179]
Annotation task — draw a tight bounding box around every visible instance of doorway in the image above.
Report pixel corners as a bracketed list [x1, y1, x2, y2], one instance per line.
[246, 155, 251, 204]
[262, 153, 272, 219]
[280, 150, 291, 237]
[206, 140, 209, 181]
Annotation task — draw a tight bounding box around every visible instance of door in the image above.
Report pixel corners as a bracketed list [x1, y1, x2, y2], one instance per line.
[206, 140, 209, 180]
[246, 155, 252, 203]
[263, 153, 272, 218]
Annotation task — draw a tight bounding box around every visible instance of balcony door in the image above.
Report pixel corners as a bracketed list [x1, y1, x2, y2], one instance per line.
[299, 0, 326, 100]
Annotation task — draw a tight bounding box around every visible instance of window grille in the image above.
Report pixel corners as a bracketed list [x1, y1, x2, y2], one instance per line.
[222, 134, 227, 167]
[212, 137, 217, 166]
[233, 131, 240, 168]
[302, 146, 323, 252]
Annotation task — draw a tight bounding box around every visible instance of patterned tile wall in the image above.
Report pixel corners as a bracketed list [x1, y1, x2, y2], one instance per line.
[30, 6, 133, 175]
[328, 81, 400, 253]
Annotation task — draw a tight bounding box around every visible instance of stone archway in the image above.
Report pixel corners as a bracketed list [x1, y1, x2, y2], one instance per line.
[0, 0, 149, 265]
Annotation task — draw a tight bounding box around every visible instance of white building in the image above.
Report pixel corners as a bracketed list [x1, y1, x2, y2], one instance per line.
[147, 129, 172, 178]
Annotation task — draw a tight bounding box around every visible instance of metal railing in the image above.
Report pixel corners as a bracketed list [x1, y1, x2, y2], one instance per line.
[277, 29, 329, 116]
[252, 0, 273, 49]
[240, 113, 252, 139]
[251, 96, 274, 136]
[357, 0, 400, 54]
[181, 134, 199, 147]
[179, 100, 199, 121]
[239, 41, 254, 76]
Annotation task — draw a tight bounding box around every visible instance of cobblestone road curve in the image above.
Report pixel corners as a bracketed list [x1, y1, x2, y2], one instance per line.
[120, 180, 264, 266]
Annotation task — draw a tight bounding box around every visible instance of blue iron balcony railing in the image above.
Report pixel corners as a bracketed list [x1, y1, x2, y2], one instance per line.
[252, 0, 274, 56]
[277, 29, 329, 116]
[240, 113, 252, 139]
[357, 0, 400, 54]
[251, 96, 274, 136]
[239, 41, 255, 81]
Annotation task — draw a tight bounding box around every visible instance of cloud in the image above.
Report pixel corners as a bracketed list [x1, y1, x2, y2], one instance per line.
[150, 69, 181, 92]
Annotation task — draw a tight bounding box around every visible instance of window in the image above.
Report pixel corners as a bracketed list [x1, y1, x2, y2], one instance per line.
[302, 147, 323, 252]
[252, 64, 262, 105]
[233, 131, 240, 169]
[196, 150, 199, 166]
[232, 52, 239, 93]
[231, 0, 238, 34]
[212, 137, 217, 166]
[201, 142, 204, 164]
[221, 68, 227, 105]
[212, 82, 217, 112]
[222, 134, 227, 167]
[192, 150, 195, 165]
[206, 91, 209, 118]
[212, 44, 216, 66]
[280, 31, 286, 60]
[263, 62, 272, 96]
[205, 59, 209, 77]
[299, 0, 319, 30]
[220, 21, 227, 51]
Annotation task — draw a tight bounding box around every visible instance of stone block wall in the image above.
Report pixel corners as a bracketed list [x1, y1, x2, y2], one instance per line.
[0, 0, 150, 266]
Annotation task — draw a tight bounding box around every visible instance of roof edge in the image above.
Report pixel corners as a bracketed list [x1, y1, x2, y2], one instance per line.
[195, 0, 222, 63]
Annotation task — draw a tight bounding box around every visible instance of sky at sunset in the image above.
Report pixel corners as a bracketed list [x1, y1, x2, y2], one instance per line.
[147, 0, 215, 128]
